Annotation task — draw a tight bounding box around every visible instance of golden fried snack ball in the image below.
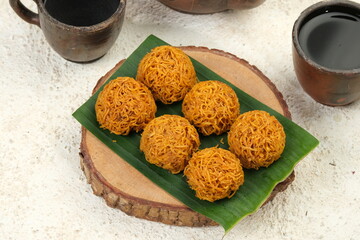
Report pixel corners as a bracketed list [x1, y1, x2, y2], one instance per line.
[140, 115, 200, 174]
[228, 110, 286, 169]
[136, 45, 197, 104]
[95, 77, 156, 135]
[182, 80, 240, 136]
[184, 147, 244, 202]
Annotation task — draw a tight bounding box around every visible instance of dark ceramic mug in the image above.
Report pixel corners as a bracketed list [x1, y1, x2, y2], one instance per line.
[9, 0, 126, 63]
[157, 0, 265, 14]
[292, 0, 360, 106]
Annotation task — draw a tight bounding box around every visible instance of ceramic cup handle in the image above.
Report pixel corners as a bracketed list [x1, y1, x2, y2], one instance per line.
[9, 0, 40, 27]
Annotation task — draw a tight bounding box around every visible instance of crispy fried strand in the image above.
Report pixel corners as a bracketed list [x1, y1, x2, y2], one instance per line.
[95, 77, 156, 135]
[184, 147, 244, 202]
[140, 115, 200, 174]
[136, 45, 197, 104]
[228, 110, 286, 169]
[182, 80, 240, 135]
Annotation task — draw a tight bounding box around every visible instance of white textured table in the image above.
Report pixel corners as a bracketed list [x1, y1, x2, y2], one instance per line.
[1, 0, 360, 239]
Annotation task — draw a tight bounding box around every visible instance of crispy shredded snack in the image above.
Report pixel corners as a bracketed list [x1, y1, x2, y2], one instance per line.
[228, 110, 286, 169]
[140, 115, 200, 174]
[95, 77, 156, 135]
[136, 45, 197, 104]
[184, 147, 244, 202]
[182, 80, 240, 136]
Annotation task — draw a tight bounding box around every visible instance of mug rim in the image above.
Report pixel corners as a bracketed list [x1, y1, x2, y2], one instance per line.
[292, 0, 360, 74]
[37, 0, 126, 31]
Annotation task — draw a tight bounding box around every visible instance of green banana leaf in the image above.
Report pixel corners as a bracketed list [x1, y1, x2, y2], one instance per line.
[73, 35, 319, 232]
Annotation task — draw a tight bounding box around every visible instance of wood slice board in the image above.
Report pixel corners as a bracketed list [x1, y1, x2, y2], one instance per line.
[79, 46, 295, 227]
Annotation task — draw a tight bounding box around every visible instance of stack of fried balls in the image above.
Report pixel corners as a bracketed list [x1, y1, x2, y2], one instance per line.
[95, 45, 286, 202]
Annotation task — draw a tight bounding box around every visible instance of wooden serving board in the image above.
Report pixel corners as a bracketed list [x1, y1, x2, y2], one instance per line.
[79, 46, 295, 227]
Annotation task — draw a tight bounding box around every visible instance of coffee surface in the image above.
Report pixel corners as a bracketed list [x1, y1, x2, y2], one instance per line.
[44, 0, 120, 27]
[299, 11, 360, 70]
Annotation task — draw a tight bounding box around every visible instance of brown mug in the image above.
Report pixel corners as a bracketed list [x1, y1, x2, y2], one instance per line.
[9, 0, 126, 63]
[157, 0, 265, 14]
[292, 0, 360, 106]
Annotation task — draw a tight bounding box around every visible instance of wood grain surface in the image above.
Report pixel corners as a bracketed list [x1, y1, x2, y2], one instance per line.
[79, 46, 295, 227]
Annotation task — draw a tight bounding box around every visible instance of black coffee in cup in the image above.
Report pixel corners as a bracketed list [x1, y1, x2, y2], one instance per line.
[10, 0, 125, 62]
[298, 7, 360, 70]
[292, 1, 360, 106]
[44, 0, 120, 27]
